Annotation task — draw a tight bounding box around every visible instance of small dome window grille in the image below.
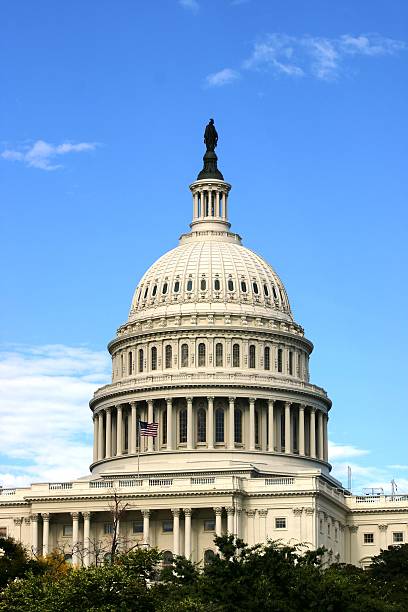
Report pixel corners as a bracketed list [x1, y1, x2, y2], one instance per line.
[162, 283, 168, 295]
[228, 279, 234, 292]
[152, 285, 157, 297]
[253, 282, 259, 295]
[200, 279, 207, 291]
[263, 284, 269, 297]
[186, 279, 193, 292]
[272, 286, 278, 299]
[174, 281, 180, 293]
[214, 278, 221, 291]
[241, 281, 247, 292]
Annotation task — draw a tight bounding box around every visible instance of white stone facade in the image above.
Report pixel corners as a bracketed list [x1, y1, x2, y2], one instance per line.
[1, 154, 407, 569]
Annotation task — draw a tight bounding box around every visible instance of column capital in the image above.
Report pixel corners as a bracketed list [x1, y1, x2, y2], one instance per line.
[147, 398, 154, 406]
[292, 507, 303, 516]
[83, 511, 92, 520]
[171, 508, 180, 517]
[298, 403, 306, 411]
[165, 397, 173, 405]
[30, 514, 39, 523]
[207, 396, 214, 402]
[258, 509, 268, 517]
[71, 512, 80, 520]
[228, 396, 235, 403]
[105, 406, 112, 413]
[284, 400, 291, 408]
[116, 403, 123, 410]
[249, 397, 256, 404]
[213, 507, 223, 515]
[141, 509, 151, 518]
[304, 507, 315, 516]
[268, 398, 276, 406]
[13, 517, 23, 526]
[41, 513, 50, 521]
[24, 517, 31, 525]
[246, 509, 256, 517]
[349, 525, 358, 533]
[183, 508, 192, 516]
[130, 401, 137, 408]
[186, 396, 193, 404]
[378, 524, 388, 532]
[225, 506, 235, 515]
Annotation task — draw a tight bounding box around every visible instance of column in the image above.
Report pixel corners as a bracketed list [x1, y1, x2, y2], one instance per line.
[246, 510, 256, 545]
[318, 411, 324, 460]
[379, 524, 388, 550]
[42, 513, 50, 556]
[71, 512, 79, 567]
[147, 400, 154, 452]
[83, 512, 91, 567]
[193, 192, 198, 219]
[228, 397, 235, 449]
[172, 509, 180, 556]
[310, 408, 316, 458]
[226, 506, 234, 534]
[298, 404, 305, 456]
[275, 406, 282, 451]
[31, 514, 39, 556]
[207, 397, 214, 449]
[98, 412, 104, 460]
[142, 509, 150, 545]
[323, 413, 329, 461]
[105, 407, 112, 458]
[93, 416, 98, 462]
[166, 398, 173, 451]
[130, 402, 137, 454]
[249, 398, 255, 451]
[268, 399, 275, 452]
[116, 405, 123, 456]
[258, 509, 268, 542]
[215, 191, 220, 217]
[187, 397, 193, 450]
[284, 402, 291, 454]
[214, 507, 223, 537]
[184, 508, 192, 559]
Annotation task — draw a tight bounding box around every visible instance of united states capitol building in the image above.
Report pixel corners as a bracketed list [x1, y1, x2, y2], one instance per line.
[1, 122, 407, 569]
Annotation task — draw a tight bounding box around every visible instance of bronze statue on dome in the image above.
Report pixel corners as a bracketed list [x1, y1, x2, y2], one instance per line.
[204, 118, 218, 152]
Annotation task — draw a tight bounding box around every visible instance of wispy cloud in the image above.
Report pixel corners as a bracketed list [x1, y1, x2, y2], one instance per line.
[1, 140, 97, 170]
[0, 344, 110, 487]
[242, 32, 407, 81]
[179, 0, 199, 13]
[329, 441, 369, 460]
[205, 68, 241, 88]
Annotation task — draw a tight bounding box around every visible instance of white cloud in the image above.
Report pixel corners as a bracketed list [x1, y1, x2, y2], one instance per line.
[242, 32, 406, 81]
[328, 441, 369, 460]
[179, 0, 199, 13]
[1, 140, 97, 170]
[205, 68, 241, 87]
[0, 344, 110, 488]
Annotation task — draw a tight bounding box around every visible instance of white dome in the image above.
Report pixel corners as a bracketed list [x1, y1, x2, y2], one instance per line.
[128, 238, 292, 322]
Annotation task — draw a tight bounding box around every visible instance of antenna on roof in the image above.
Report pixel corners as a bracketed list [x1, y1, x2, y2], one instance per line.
[347, 465, 352, 492]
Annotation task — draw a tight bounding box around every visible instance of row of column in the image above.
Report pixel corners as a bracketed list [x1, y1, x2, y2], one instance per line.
[93, 398, 329, 463]
[192, 188, 228, 221]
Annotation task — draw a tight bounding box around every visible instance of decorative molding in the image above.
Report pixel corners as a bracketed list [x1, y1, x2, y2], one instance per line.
[378, 524, 388, 532]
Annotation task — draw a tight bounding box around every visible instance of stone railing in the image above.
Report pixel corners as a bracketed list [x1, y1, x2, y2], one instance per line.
[346, 494, 408, 508]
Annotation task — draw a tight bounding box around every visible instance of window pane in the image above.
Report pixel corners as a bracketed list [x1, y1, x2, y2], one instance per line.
[215, 409, 224, 442]
[174, 280, 180, 293]
[264, 346, 270, 370]
[187, 279, 193, 291]
[275, 518, 286, 529]
[162, 282, 168, 294]
[138, 349, 144, 373]
[181, 344, 189, 368]
[228, 279, 234, 291]
[198, 343, 206, 367]
[214, 278, 220, 290]
[277, 348, 283, 373]
[215, 343, 223, 367]
[179, 409, 187, 443]
[162, 520, 173, 533]
[234, 408, 242, 443]
[241, 281, 247, 292]
[151, 347, 157, 370]
[200, 279, 206, 291]
[253, 282, 259, 294]
[133, 521, 143, 533]
[197, 408, 206, 442]
[249, 345, 256, 368]
[204, 519, 215, 531]
[165, 345, 172, 369]
[233, 344, 240, 367]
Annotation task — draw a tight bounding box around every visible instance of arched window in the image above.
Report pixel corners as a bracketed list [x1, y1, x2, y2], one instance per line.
[162, 282, 168, 294]
[181, 344, 189, 368]
[232, 344, 240, 367]
[263, 284, 269, 297]
[241, 280, 247, 292]
[162, 550, 173, 567]
[197, 408, 206, 442]
[128, 351, 133, 375]
[198, 343, 206, 367]
[174, 280, 180, 293]
[162, 408, 167, 445]
[215, 343, 223, 367]
[214, 278, 220, 291]
[272, 286, 278, 299]
[277, 348, 283, 373]
[138, 349, 144, 373]
[255, 410, 259, 446]
[179, 409, 187, 443]
[253, 282, 259, 294]
[204, 549, 216, 565]
[152, 284, 157, 297]
[249, 345, 256, 369]
[151, 346, 157, 371]
[165, 345, 172, 369]
[264, 346, 270, 371]
[215, 408, 224, 443]
[200, 278, 206, 291]
[234, 408, 242, 443]
[289, 351, 293, 375]
[143, 286, 149, 299]
[186, 279, 193, 292]
[228, 279, 234, 291]
[121, 353, 124, 375]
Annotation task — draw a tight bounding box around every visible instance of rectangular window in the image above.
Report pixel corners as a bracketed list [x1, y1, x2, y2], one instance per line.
[275, 517, 286, 529]
[104, 523, 114, 535]
[162, 520, 173, 533]
[204, 519, 215, 532]
[63, 525, 73, 537]
[364, 533, 374, 544]
[0, 527, 7, 537]
[132, 521, 143, 534]
[393, 531, 404, 543]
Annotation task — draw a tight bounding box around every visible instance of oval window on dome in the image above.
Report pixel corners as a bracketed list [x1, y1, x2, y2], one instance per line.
[253, 282, 259, 294]
[174, 281, 180, 293]
[186, 279, 193, 292]
[241, 281, 247, 293]
[200, 279, 207, 291]
[162, 282, 168, 295]
[228, 279, 234, 292]
[272, 286, 278, 299]
[152, 285, 157, 297]
[263, 284, 269, 297]
[144, 286, 149, 299]
[214, 278, 220, 291]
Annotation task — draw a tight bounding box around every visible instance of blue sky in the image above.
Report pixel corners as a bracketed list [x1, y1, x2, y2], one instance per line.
[1, 0, 407, 493]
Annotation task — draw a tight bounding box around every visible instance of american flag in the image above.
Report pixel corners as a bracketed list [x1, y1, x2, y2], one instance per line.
[139, 421, 158, 437]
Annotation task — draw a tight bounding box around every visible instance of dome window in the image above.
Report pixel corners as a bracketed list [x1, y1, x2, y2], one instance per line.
[253, 282, 259, 295]
[162, 282, 168, 295]
[152, 285, 157, 297]
[215, 408, 224, 442]
[249, 345, 256, 369]
[241, 281, 247, 292]
[264, 346, 270, 371]
[198, 343, 206, 367]
[232, 343, 240, 367]
[215, 343, 223, 367]
[187, 279, 193, 292]
[151, 347, 157, 371]
[138, 349, 144, 373]
[263, 284, 269, 297]
[200, 279, 207, 291]
[277, 348, 283, 373]
[181, 344, 189, 368]
[234, 408, 242, 443]
[289, 351, 293, 375]
[174, 281, 180, 293]
[197, 408, 206, 442]
[214, 278, 220, 291]
[165, 345, 172, 369]
[228, 279, 234, 292]
[272, 286, 278, 299]
[179, 409, 187, 443]
[143, 286, 149, 299]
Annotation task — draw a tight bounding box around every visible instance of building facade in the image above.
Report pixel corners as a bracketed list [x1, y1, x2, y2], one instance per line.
[1, 126, 407, 568]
